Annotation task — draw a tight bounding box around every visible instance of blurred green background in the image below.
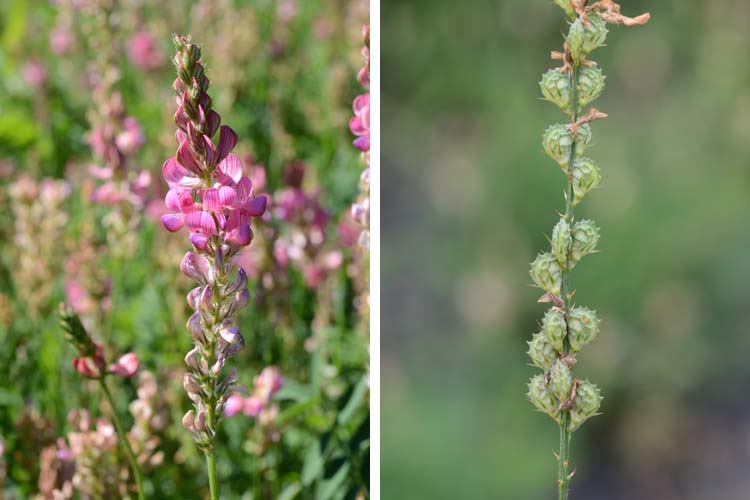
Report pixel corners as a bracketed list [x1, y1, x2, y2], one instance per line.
[381, 0, 749, 498]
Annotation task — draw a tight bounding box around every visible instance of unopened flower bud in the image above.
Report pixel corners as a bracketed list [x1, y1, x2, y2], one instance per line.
[194, 408, 208, 432]
[553, 0, 575, 18]
[551, 218, 572, 266]
[577, 65, 606, 109]
[182, 410, 195, 431]
[527, 374, 559, 420]
[540, 69, 572, 113]
[567, 307, 600, 352]
[569, 380, 602, 431]
[567, 19, 586, 64]
[530, 252, 562, 296]
[550, 360, 573, 401]
[542, 307, 567, 352]
[528, 332, 559, 370]
[183, 373, 202, 395]
[570, 219, 600, 265]
[184, 348, 201, 371]
[542, 123, 592, 169]
[200, 284, 213, 311]
[571, 157, 601, 206]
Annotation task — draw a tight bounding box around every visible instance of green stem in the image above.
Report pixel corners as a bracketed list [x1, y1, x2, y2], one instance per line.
[206, 445, 219, 500]
[558, 62, 580, 500]
[99, 378, 146, 500]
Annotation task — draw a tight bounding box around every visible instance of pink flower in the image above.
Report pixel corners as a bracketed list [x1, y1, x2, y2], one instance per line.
[127, 31, 165, 71]
[255, 366, 284, 402]
[350, 93, 370, 152]
[115, 117, 144, 155]
[72, 344, 106, 379]
[108, 352, 139, 377]
[50, 26, 73, 54]
[243, 396, 263, 417]
[224, 395, 245, 417]
[22, 60, 48, 88]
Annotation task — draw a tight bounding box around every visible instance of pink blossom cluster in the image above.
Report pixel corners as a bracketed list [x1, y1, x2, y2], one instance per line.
[72, 346, 139, 379]
[127, 31, 166, 71]
[350, 25, 370, 153]
[224, 366, 284, 418]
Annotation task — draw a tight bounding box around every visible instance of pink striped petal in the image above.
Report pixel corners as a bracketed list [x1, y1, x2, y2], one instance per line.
[206, 110, 221, 137]
[226, 224, 252, 246]
[165, 189, 181, 211]
[203, 134, 216, 167]
[202, 188, 221, 212]
[177, 141, 203, 175]
[235, 176, 253, 202]
[218, 186, 237, 207]
[162, 157, 198, 189]
[215, 153, 243, 185]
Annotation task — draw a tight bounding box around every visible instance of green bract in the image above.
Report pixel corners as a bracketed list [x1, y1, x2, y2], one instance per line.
[553, 0, 575, 18]
[527, 374, 560, 420]
[571, 157, 601, 206]
[540, 69, 572, 113]
[569, 380, 602, 431]
[530, 252, 562, 296]
[567, 307, 600, 352]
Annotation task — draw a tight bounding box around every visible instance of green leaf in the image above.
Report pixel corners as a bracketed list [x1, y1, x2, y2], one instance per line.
[278, 482, 302, 500]
[301, 439, 324, 486]
[316, 462, 350, 500]
[337, 375, 368, 425]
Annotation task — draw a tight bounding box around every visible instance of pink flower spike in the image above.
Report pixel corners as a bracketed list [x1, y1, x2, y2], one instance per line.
[215, 154, 243, 185]
[216, 126, 238, 163]
[243, 396, 263, 417]
[109, 353, 139, 377]
[224, 395, 244, 417]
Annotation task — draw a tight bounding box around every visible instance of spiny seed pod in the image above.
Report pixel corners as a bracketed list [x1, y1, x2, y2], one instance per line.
[569, 380, 602, 431]
[528, 332, 559, 370]
[551, 218, 572, 266]
[568, 17, 609, 63]
[540, 69, 572, 113]
[542, 123, 592, 169]
[571, 157, 601, 206]
[577, 65, 606, 109]
[553, 0, 575, 18]
[550, 360, 573, 401]
[567, 307, 600, 352]
[570, 219, 600, 265]
[530, 252, 562, 296]
[527, 374, 560, 420]
[542, 307, 566, 352]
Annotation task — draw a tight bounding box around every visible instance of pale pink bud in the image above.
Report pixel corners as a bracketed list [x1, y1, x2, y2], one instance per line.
[224, 395, 244, 417]
[243, 396, 263, 417]
[108, 352, 139, 377]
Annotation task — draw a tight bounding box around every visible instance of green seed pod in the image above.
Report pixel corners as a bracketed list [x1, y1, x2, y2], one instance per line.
[570, 219, 600, 266]
[528, 331, 559, 370]
[569, 380, 603, 431]
[551, 218, 572, 266]
[577, 65, 606, 109]
[553, 0, 575, 18]
[567, 306, 600, 352]
[571, 157, 601, 206]
[567, 19, 586, 64]
[527, 374, 560, 420]
[529, 252, 562, 296]
[540, 69, 572, 113]
[550, 360, 573, 401]
[542, 123, 592, 169]
[542, 307, 566, 352]
[582, 15, 608, 55]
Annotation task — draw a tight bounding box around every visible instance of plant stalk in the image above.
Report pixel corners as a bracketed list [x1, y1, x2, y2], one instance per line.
[99, 378, 146, 500]
[558, 62, 581, 500]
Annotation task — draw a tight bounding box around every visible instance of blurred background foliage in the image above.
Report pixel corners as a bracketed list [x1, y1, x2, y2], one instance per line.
[0, 0, 369, 498]
[382, 0, 749, 498]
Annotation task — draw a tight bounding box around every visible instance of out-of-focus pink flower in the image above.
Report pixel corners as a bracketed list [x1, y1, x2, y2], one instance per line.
[72, 344, 106, 378]
[91, 181, 126, 205]
[338, 213, 362, 247]
[350, 93, 370, 152]
[243, 396, 263, 417]
[108, 352, 139, 377]
[127, 31, 166, 71]
[115, 117, 144, 155]
[255, 366, 284, 401]
[224, 395, 245, 417]
[50, 26, 73, 54]
[358, 25, 370, 90]
[22, 60, 48, 88]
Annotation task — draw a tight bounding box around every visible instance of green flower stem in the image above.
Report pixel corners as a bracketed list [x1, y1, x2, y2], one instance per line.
[558, 62, 581, 500]
[99, 378, 146, 500]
